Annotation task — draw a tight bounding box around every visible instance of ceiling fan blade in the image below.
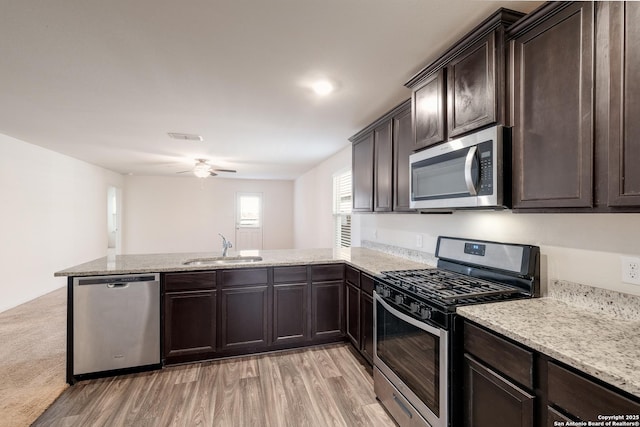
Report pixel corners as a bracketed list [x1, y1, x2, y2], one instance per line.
[208, 171, 218, 177]
[213, 169, 237, 173]
[176, 170, 191, 174]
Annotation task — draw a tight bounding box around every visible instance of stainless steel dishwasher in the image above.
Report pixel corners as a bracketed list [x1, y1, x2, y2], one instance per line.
[73, 273, 160, 376]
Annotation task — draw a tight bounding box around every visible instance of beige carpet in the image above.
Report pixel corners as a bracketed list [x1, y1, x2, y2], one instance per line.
[0, 287, 68, 427]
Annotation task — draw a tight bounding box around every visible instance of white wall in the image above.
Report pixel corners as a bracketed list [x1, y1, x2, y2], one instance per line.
[123, 176, 293, 254]
[357, 211, 640, 295]
[0, 133, 123, 312]
[294, 146, 351, 249]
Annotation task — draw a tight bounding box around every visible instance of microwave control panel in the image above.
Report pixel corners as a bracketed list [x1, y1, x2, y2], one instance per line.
[478, 141, 493, 196]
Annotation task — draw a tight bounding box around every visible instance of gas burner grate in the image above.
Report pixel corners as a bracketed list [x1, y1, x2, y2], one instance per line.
[379, 269, 523, 306]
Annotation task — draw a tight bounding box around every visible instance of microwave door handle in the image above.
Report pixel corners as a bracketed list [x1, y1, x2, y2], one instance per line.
[464, 146, 479, 196]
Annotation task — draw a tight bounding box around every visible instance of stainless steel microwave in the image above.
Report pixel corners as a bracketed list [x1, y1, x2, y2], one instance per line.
[409, 125, 510, 210]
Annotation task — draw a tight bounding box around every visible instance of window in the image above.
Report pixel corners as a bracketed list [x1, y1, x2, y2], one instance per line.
[333, 170, 352, 248]
[237, 193, 261, 228]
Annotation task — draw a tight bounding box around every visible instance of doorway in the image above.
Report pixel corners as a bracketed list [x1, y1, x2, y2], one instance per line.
[235, 192, 263, 251]
[107, 186, 122, 256]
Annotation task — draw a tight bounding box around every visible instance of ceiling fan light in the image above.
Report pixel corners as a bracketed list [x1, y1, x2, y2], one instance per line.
[193, 163, 211, 178]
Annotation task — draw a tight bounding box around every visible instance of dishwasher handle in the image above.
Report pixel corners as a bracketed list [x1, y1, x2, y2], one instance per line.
[76, 274, 158, 286]
[107, 283, 129, 289]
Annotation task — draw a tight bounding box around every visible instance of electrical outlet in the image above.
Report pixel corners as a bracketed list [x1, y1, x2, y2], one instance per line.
[416, 234, 423, 248]
[621, 256, 640, 285]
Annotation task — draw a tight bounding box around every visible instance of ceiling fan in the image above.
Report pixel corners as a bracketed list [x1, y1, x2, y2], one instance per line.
[177, 159, 237, 178]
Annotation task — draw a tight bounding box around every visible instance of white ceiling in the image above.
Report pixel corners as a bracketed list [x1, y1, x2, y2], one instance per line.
[0, 0, 542, 180]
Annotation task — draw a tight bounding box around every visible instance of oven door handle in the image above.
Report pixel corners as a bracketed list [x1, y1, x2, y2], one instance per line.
[374, 293, 444, 337]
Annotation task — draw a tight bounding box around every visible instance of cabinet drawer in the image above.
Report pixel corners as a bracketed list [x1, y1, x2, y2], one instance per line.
[273, 266, 307, 284]
[547, 406, 573, 425]
[361, 274, 374, 295]
[464, 322, 534, 389]
[220, 268, 268, 286]
[310, 264, 344, 282]
[345, 265, 360, 287]
[548, 361, 640, 421]
[164, 272, 216, 292]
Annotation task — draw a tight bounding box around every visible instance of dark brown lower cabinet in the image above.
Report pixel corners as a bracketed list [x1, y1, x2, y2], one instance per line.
[163, 290, 216, 364]
[163, 265, 348, 366]
[345, 281, 360, 346]
[360, 292, 373, 364]
[464, 320, 640, 427]
[311, 281, 343, 340]
[464, 354, 535, 427]
[220, 285, 269, 351]
[273, 283, 308, 345]
[547, 361, 640, 421]
[546, 406, 572, 426]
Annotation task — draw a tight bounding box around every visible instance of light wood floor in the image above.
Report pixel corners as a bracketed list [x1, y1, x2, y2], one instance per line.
[33, 343, 396, 427]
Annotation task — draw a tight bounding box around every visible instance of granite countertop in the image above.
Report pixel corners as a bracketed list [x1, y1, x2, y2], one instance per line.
[54, 247, 430, 278]
[458, 292, 640, 398]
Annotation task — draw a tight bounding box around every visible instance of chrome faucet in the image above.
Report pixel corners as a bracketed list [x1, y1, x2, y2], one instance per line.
[219, 234, 233, 257]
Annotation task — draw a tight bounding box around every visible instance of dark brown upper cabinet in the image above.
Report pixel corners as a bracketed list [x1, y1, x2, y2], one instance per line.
[352, 133, 374, 212]
[607, 1, 640, 207]
[350, 100, 414, 213]
[412, 69, 446, 150]
[392, 104, 415, 212]
[373, 120, 393, 212]
[447, 32, 497, 138]
[509, 2, 594, 210]
[508, 1, 640, 212]
[406, 9, 523, 148]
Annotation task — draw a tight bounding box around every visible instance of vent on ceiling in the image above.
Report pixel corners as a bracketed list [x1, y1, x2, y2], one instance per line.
[167, 132, 203, 141]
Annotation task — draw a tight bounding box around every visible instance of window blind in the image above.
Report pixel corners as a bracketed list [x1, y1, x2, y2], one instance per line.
[333, 170, 352, 248]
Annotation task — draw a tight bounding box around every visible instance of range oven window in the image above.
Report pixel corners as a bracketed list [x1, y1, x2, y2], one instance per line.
[376, 301, 440, 416]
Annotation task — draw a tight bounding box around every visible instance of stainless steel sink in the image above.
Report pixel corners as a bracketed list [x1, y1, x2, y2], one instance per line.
[182, 256, 263, 266]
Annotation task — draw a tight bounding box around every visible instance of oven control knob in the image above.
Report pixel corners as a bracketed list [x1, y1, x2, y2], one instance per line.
[420, 307, 432, 320]
[376, 285, 390, 298]
[395, 294, 404, 305]
[409, 302, 419, 313]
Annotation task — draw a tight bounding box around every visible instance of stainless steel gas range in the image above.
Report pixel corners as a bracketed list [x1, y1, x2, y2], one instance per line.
[373, 236, 540, 427]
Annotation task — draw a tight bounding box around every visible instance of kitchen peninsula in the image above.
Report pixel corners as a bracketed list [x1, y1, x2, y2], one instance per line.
[56, 247, 428, 384]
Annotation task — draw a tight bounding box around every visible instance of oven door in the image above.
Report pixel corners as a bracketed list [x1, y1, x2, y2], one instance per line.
[374, 293, 448, 427]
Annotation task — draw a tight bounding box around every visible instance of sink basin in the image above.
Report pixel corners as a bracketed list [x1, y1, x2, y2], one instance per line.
[182, 256, 263, 266]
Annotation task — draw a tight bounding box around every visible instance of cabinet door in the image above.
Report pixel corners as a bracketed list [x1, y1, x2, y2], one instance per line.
[413, 69, 446, 150]
[273, 283, 308, 345]
[374, 120, 393, 212]
[311, 281, 344, 340]
[548, 361, 640, 421]
[220, 285, 269, 350]
[511, 2, 594, 209]
[608, 1, 640, 207]
[464, 354, 535, 427]
[345, 281, 360, 347]
[393, 104, 415, 212]
[360, 292, 373, 365]
[163, 290, 216, 364]
[352, 133, 374, 212]
[547, 406, 573, 426]
[447, 32, 497, 138]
